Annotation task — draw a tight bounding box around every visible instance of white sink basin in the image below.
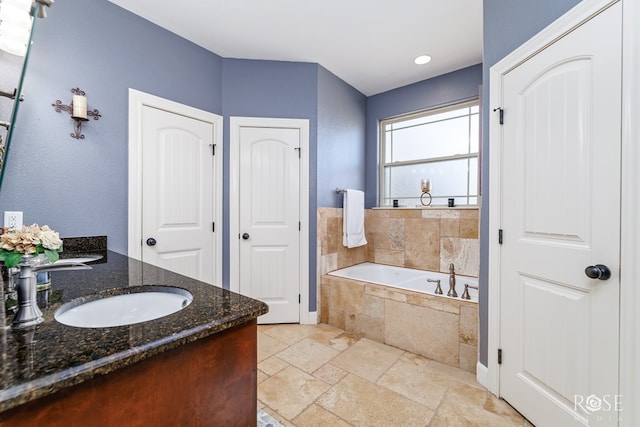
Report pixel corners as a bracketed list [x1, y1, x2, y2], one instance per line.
[54, 287, 193, 328]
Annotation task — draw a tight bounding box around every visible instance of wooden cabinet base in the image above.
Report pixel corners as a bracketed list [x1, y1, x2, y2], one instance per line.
[0, 320, 258, 427]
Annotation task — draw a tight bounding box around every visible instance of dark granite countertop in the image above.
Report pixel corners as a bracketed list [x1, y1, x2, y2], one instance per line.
[0, 250, 268, 412]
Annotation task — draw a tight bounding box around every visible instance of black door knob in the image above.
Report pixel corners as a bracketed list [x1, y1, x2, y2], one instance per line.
[146, 237, 157, 246]
[585, 264, 611, 280]
[242, 233, 250, 240]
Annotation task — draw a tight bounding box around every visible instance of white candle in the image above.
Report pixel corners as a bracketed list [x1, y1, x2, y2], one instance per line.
[421, 178, 430, 193]
[72, 94, 87, 120]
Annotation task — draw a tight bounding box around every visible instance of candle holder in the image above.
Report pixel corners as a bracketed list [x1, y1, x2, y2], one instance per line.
[420, 178, 432, 206]
[52, 88, 101, 139]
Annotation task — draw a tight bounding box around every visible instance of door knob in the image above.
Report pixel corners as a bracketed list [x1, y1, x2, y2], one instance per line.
[585, 264, 611, 280]
[242, 233, 250, 240]
[146, 237, 157, 246]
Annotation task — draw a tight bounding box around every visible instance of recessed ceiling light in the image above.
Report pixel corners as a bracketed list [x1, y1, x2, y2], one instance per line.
[414, 55, 432, 65]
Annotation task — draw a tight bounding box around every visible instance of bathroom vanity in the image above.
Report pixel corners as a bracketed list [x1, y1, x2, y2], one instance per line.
[0, 250, 268, 426]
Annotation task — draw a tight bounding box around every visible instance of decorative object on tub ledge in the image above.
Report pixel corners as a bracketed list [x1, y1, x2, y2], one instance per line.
[52, 87, 101, 139]
[420, 178, 432, 206]
[341, 188, 367, 248]
[0, 224, 63, 267]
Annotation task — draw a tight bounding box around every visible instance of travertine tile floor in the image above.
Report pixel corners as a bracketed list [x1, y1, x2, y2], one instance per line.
[258, 323, 532, 426]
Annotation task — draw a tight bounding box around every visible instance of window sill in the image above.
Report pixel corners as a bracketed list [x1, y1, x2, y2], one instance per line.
[373, 205, 479, 210]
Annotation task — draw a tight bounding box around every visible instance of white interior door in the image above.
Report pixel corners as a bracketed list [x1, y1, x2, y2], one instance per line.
[233, 121, 303, 324]
[498, 3, 621, 426]
[140, 105, 217, 284]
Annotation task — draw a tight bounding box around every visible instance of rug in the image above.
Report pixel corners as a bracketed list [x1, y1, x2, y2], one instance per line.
[257, 408, 283, 427]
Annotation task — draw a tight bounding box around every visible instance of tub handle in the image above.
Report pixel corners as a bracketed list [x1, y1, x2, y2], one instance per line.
[427, 279, 443, 295]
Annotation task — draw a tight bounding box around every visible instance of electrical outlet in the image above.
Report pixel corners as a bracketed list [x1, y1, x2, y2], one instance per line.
[4, 211, 23, 231]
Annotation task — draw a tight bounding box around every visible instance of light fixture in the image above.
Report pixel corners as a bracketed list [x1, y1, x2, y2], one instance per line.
[0, 0, 33, 56]
[414, 54, 432, 65]
[51, 88, 101, 139]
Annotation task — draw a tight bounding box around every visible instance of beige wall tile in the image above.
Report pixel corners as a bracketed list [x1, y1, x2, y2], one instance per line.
[405, 218, 440, 271]
[440, 238, 480, 277]
[460, 219, 479, 238]
[332, 279, 365, 313]
[460, 305, 479, 346]
[440, 218, 460, 237]
[364, 294, 385, 319]
[326, 217, 342, 254]
[374, 248, 405, 266]
[389, 218, 405, 250]
[345, 313, 385, 342]
[459, 208, 479, 219]
[406, 293, 461, 315]
[459, 343, 478, 373]
[365, 284, 407, 303]
[328, 308, 346, 330]
[385, 300, 460, 368]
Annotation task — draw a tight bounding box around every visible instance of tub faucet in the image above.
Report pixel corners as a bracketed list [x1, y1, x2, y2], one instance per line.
[447, 263, 457, 297]
[427, 279, 443, 295]
[6, 256, 91, 328]
[461, 284, 479, 300]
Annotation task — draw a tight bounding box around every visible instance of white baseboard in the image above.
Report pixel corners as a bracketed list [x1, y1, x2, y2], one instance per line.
[302, 311, 318, 325]
[476, 362, 488, 389]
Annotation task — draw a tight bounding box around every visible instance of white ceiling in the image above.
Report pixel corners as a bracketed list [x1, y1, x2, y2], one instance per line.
[108, 0, 483, 96]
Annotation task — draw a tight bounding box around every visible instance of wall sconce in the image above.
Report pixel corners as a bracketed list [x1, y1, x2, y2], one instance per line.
[51, 88, 101, 139]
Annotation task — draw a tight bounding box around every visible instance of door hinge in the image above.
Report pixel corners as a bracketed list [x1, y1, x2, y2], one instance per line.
[498, 348, 503, 364]
[210, 144, 216, 156]
[298, 294, 301, 304]
[294, 147, 301, 158]
[493, 107, 504, 125]
[498, 229, 503, 245]
[212, 222, 215, 232]
[299, 221, 301, 231]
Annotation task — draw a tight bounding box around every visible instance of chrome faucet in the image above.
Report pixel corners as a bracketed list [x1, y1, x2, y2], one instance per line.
[447, 263, 457, 297]
[5, 256, 91, 328]
[427, 278, 443, 295]
[461, 284, 479, 300]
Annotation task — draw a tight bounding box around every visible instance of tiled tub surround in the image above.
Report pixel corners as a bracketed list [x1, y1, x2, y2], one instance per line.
[318, 207, 480, 277]
[320, 273, 479, 373]
[317, 207, 480, 373]
[0, 250, 268, 422]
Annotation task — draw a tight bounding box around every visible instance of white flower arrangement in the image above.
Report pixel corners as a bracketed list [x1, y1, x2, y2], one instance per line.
[0, 224, 63, 268]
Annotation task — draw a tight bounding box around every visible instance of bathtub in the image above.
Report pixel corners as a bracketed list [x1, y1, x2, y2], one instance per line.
[328, 262, 478, 303]
[322, 262, 479, 372]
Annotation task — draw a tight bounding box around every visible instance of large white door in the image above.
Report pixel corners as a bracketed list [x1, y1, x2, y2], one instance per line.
[498, 3, 621, 426]
[140, 105, 217, 284]
[234, 122, 303, 324]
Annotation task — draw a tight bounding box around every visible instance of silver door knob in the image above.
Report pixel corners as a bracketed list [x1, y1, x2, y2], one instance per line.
[146, 237, 157, 246]
[585, 264, 611, 280]
[242, 233, 250, 240]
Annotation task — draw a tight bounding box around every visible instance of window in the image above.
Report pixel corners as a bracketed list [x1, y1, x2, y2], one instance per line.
[379, 100, 479, 207]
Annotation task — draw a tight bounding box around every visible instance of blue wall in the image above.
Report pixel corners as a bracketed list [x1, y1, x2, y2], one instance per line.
[221, 58, 320, 307]
[365, 64, 483, 208]
[317, 66, 367, 208]
[0, 0, 222, 254]
[479, 0, 583, 366]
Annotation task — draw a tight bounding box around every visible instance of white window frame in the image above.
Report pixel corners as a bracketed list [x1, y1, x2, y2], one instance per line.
[378, 98, 480, 207]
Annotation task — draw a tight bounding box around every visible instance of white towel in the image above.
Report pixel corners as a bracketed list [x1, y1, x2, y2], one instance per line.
[342, 189, 367, 248]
